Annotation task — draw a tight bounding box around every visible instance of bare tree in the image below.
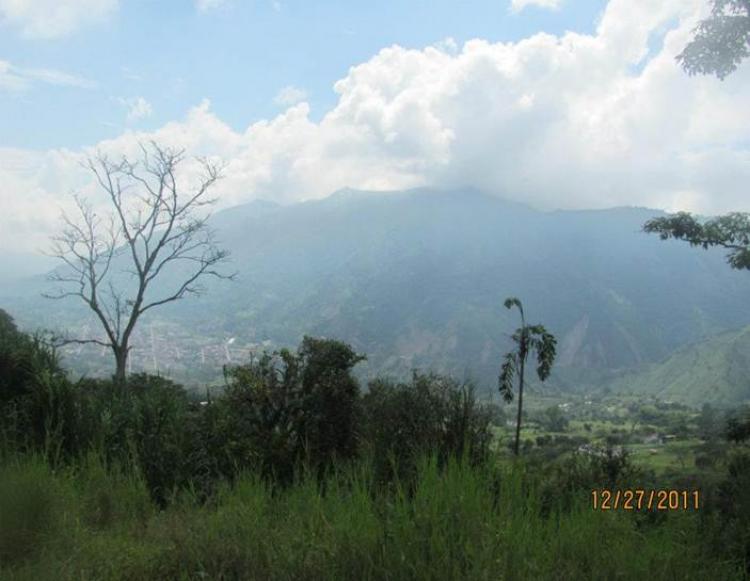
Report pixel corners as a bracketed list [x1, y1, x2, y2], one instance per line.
[44, 141, 233, 385]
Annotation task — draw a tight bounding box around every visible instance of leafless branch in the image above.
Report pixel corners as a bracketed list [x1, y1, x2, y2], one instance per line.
[45, 140, 232, 382]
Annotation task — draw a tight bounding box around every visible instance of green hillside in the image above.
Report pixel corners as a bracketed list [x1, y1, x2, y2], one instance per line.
[613, 325, 750, 406]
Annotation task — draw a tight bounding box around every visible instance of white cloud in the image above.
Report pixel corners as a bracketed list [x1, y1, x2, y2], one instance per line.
[433, 37, 458, 54]
[118, 96, 153, 122]
[2, 0, 750, 253]
[510, 0, 562, 14]
[0, 0, 118, 39]
[0, 59, 96, 91]
[273, 85, 307, 107]
[0, 147, 91, 252]
[196, 0, 226, 12]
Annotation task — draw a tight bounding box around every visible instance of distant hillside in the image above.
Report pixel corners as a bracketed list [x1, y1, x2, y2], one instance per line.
[3, 187, 750, 395]
[0, 252, 57, 282]
[611, 325, 750, 406]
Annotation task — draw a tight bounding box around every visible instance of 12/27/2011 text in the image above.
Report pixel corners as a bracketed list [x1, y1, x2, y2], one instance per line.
[591, 489, 700, 511]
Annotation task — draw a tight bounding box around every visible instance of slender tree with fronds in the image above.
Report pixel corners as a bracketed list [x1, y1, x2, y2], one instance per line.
[499, 297, 557, 456]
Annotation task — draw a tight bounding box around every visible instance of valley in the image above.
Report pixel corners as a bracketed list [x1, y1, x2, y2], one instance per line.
[4, 188, 750, 405]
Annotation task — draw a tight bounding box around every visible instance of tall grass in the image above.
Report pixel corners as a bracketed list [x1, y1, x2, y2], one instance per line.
[0, 453, 742, 580]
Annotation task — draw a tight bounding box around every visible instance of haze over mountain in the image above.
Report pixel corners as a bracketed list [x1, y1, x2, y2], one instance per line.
[3, 187, 750, 399]
[0, 252, 57, 283]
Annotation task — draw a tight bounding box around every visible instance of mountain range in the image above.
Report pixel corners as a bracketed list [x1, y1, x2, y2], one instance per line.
[3, 187, 750, 403]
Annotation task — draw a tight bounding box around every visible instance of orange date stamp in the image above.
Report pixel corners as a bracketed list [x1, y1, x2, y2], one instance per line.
[591, 489, 700, 511]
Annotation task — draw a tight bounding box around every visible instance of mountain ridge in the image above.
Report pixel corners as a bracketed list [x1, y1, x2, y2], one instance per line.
[3, 187, 750, 399]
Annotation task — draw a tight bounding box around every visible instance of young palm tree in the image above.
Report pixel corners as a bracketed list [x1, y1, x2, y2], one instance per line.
[499, 297, 557, 456]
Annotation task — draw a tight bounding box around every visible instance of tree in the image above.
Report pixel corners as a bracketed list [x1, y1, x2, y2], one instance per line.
[677, 0, 750, 80]
[45, 142, 233, 385]
[221, 337, 365, 483]
[726, 405, 750, 443]
[361, 372, 492, 485]
[498, 297, 557, 456]
[643, 211, 750, 271]
[542, 405, 568, 433]
[296, 337, 366, 467]
[697, 402, 720, 440]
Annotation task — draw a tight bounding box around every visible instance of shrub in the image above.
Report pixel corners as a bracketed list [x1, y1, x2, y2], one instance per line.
[713, 450, 750, 572]
[0, 310, 88, 462]
[537, 446, 644, 514]
[76, 452, 153, 532]
[360, 372, 492, 486]
[540, 405, 569, 432]
[0, 457, 61, 565]
[83, 374, 194, 506]
[220, 337, 365, 484]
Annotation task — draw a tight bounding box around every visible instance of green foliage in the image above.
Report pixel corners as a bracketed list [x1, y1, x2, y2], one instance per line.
[360, 372, 493, 486]
[698, 403, 720, 441]
[0, 453, 743, 580]
[499, 297, 557, 456]
[710, 449, 750, 572]
[536, 446, 645, 514]
[120, 374, 194, 506]
[60, 374, 198, 507]
[0, 457, 62, 566]
[0, 310, 91, 462]
[3, 307, 750, 578]
[499, 301, 557, 404]
[677, 0, 750, 80]
[296, 336, 366, 465]
[0, 309, 61, 406]
[76, 452, 153, 531]
[726, 405, 750, 443]
[540, 405, 569, 432]
[220, 336, 365, 483]
[644, 211, 750, 270]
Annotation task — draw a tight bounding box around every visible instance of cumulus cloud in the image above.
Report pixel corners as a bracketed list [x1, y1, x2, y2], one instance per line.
[0, 0, 118, 39]
[0, 147, 90, 252]
[273, 85, 307, 107]
[118, 96, 153, 122]
[510, 0, 562, 14]
[0, 59, 96, 91]
[2, 0, 750, 253]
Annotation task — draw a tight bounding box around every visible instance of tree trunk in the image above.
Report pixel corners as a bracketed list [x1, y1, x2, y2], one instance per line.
[514, 355, 526, 456]
[113, 344, 128, 387]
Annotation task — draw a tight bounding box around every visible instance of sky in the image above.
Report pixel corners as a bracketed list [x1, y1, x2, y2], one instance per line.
[1, 0, 749, 256]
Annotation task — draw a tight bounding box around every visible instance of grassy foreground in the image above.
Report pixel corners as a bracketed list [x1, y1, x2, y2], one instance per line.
[0, 453, 740, 581]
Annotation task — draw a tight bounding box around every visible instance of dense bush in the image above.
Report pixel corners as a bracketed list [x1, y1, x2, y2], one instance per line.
[1, 320, 370, 500]
[539, 405, 568, 432]
[726, 405, 750, 443]
[535, 446, 648, 515]
[0, 457, 62, 566]
[711, 450, 750, 573]
[218, 336, 365, 484]
[360, 372, 493, 486]
[0, 309, 91, 462]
